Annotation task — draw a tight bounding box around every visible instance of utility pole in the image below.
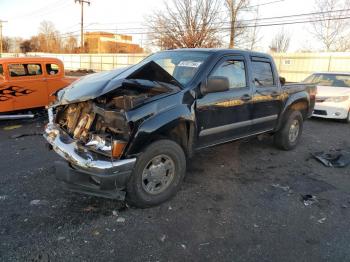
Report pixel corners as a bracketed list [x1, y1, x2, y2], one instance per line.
[75, 0, 90, 52]
[0, 20, 8, 56]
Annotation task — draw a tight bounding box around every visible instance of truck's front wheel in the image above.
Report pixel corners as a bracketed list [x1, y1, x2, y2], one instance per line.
[126, 139, 186, 208]
[274, 110, 303, 150]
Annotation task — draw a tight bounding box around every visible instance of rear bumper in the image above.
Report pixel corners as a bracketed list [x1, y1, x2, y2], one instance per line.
[44, 123, 137, 199]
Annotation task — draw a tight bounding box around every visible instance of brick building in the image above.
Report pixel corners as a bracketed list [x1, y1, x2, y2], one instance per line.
[84, 32, 143, 53]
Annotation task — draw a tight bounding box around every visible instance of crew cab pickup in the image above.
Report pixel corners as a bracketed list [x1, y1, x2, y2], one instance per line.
[44, 49, 316, 207]
[0, 57, 76, 117]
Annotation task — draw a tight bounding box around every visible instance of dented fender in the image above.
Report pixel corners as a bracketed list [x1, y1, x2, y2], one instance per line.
[125, 92, 195, 156]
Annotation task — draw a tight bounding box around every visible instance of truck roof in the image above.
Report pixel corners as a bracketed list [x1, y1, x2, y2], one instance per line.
[166, 48, 272, 58]
[312, 72, 350, 76]
[0, 56, 63, 64]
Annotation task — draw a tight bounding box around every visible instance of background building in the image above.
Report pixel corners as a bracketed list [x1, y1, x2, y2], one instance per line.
[84, 32, 143, 53]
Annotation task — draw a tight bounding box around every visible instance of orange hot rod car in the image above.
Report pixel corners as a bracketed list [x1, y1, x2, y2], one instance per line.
[0, 57, 77, 115]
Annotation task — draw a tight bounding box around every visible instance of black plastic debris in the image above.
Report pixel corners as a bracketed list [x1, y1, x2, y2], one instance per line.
[301, 194, 317, 206]
[312, 150, 350, 168]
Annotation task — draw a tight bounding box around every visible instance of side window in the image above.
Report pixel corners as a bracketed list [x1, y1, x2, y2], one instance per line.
[0, 64, 3, 76]
[210, 60, 247, 89]
[9, 64, 42, 77]
[27, 64, 42, 75]
[252, 61, 274, 87]
[46, 63, 60, 75]
[9, 64, 26, 77]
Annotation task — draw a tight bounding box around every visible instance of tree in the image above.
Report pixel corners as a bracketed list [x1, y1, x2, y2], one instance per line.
[64, 35, 78, 53]
[20, 40, 32, 53]
[148, 0, 222, 49]
[1, 37, 11, 53]
[311, 0, 350, 51]
[269, 29, 291, 53]
[241, 7, 262, 50]
[224, 0, 250, 48]
[37, 20, 62, 53]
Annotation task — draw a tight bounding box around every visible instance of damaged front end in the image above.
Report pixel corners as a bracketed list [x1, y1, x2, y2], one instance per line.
[44, 61, 181, 199]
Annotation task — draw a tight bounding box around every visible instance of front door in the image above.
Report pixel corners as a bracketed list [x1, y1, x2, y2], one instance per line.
[196, 56, 253, 148]
[8, 63, 48, 111]
[250, 57, 283, 132]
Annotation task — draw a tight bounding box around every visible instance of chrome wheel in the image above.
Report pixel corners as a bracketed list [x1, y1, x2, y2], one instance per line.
[141, 154, 175, 195]
[289, 119, 300, 143]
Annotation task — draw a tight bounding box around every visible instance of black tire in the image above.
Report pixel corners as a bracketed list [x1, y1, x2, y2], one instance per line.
[343, 110, 350, 123]
[126, 139, 186, 208]
[274, 110, 303, 151]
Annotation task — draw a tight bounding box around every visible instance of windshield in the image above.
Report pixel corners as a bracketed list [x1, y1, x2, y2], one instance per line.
[304, 73, 350, 88]
[142, 51, 211, 86]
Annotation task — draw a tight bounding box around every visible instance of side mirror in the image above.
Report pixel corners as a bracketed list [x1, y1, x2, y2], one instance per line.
[279, 76, 286, 86]
[201, 76, 230, 95]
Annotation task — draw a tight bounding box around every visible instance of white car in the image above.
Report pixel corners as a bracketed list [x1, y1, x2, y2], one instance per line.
[303, 72, 350, 123]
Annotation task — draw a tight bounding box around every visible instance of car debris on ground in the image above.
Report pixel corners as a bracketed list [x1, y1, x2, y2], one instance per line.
[301, 194, 318, 206]
[312, 149, 350, 167]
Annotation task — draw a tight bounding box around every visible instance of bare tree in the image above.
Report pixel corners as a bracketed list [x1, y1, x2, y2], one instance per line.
[1, 37, 11, 53]
[242, 7, 262, 50]
[224, 0, 250, 48]
[38, 20, 62, 52]
[269, 29, 291, 53]
[311, 0, 350, 51]
[148, 0, 222, 49]
[64, 34, 78, 53]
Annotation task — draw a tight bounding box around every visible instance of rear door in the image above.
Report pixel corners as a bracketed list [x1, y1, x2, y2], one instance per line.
[196, 55, 253, 148]
[8, 63, 48, 111]
[250, 56, 283, 132]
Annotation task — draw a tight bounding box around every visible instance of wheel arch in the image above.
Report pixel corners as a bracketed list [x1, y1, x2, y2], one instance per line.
[125, 105, 195, 158]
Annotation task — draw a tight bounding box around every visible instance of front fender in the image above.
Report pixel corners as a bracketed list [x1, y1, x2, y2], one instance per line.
[125, 104, 195, 156]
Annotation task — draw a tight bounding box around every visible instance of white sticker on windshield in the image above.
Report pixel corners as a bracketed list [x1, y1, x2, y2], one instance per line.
[178, 61, 202, 68]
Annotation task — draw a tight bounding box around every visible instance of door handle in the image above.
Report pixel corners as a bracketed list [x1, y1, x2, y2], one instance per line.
[241, 94, 252, 101]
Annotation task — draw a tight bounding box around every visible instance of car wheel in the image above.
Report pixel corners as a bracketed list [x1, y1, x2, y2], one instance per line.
[126, 139, 186, 208]
[344, 110, 350, 123]
[274, 110, 303, 151]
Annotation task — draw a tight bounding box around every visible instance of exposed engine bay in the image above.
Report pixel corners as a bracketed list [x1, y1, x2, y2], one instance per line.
[54, 80, 174, 158]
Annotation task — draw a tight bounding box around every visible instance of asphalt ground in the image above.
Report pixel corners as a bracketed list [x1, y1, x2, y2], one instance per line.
[0, 116, 349, 262]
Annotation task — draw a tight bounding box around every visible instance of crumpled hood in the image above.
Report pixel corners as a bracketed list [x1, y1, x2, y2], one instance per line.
[55, 61, 182, 105]
[316, 85, 350, 97]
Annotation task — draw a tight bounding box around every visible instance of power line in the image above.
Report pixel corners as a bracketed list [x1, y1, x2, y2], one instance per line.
[58, 14, 350, 39]
[73, 8, 350, 33]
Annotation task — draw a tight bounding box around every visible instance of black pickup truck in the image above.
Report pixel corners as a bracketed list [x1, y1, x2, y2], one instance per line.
[44, 49, 316, 207]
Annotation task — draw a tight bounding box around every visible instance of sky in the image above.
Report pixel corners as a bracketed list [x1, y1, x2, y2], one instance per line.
[0, 0, 318, 52]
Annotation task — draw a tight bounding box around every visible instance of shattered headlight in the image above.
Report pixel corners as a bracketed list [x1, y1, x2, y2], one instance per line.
[325, 96, 349, 103]
[86, 135, 112, 152]
[85, 135, 127, 158]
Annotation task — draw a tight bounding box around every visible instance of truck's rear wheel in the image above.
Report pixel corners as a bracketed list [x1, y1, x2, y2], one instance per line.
[126, 139, 186, 208]
[274, 110, 303, 150]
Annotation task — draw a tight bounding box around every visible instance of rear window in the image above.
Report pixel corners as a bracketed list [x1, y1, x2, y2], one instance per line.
[9, 64, 42, 77]
[46, 63, 60, 75]
[252, 61, 275, 87]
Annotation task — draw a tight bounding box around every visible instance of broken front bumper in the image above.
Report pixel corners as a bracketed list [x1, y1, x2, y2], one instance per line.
[44, 123, 136, 199]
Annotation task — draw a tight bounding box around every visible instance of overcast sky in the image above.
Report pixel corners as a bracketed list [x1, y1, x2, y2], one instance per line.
[1, 0, 318, 52]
